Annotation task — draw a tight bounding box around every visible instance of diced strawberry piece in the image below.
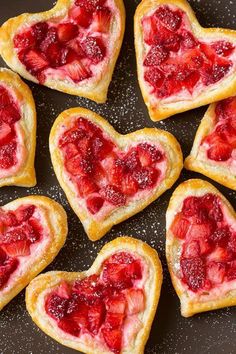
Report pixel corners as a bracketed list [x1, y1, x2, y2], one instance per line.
[162, 32, 181, 52]
[226, 260, 236, 281]
[133, 167, 159, 189]
[92, 7, 111, 32]
[209, 246, 233, 262]
[65, 60, 92, 82]
[0, 105, 21, 126]
[212, 41, 235, 57]
[82, 37, 106, 64]
[75, 0, 106, 12]
[126, 260, 142, 280]
[187, 222, 214, 240]
[207, 142, 232, 161]
[0, 86, 12, 107]
[27, 218, 42, 242]
[0, 257, 18, 289]
[88, 301, 105, 334]
[58, 318, 80, 336]
[39, 26, 58, 53]
[0, 122, 12, 146]
[137, 143, 164, 165]
[72, 274, 101, 303]
[207, 261, 226, 284]
[171, 214, 190, 239]
[14, 30, 35, 50]
[144, 45, 168, 66]
[121, 174, 138, 196]
[180, 257, 206, 291]
[59, 127, 86, 147]
[57, 281, 72, 299]
[202, 61, 232, 86]
[22, 49, 49, 74]
[69, 6, 92, 28]
[63, 143, 79, 159]
[144, 67, 164, 89]
[124, 150, 141, 172]
[210, 226, 230, 247]
[65, 154, 94, 176]
[45, 294, 69, 319]
[0, 142, 17, 169]
[77, 176, 98, 198]
[69, 303, 89, 328]
[181, 30, 198, 49]
[102, 328, 122, 353]
[0, 210, 18, 227]
[182, 240, 200, 258]
[107, 252, 135, 265]
[154, 6, 182, 32]
[32, 22, 49, 42]
[181, 196, 202, 217]
[14, 205, 35, 223]
[102, 263, 133, 290]
[86, 196, 104, 214]
[107, 158, 125, 185]
[45, 43, 67, 67]
[105, 312, 124, 329]
[105, 294, 126, 314]
[1, 240, 31, 257]
[125, 288, 145, 315]
[100, 185, 126, 206]
[57, 23, 78, 42]
[91, 135, 113, 160]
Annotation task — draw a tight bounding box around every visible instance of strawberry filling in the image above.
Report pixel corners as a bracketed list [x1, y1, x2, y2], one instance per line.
[170, 193, 236, 293]
[201, 97, 236, 162]
[13, 0, 114, 84]
[58, 117, 166, 218]
[0, 205, 43, 289]
[142, 5, 235, 100]
[0, 85, 21, 171]
[45, 251, 146, 353]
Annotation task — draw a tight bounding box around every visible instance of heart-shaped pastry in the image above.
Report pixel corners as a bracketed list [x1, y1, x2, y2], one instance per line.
[49, 107, 183, 241]
[166, 179, 236, 317]
[0, 195, 67, 311]
[0, 0, 125, 103]
[134, 0, 236, 121]
[0, 68, 36, 187]
[26, 236, 162, 353]
[185, 96, 236, 190]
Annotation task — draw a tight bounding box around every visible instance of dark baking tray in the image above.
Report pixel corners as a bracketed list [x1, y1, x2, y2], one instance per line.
[0, 0, 236, 353]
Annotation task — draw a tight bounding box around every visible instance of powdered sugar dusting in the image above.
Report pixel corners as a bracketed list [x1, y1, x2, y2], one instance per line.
[0, 0, 235, 353]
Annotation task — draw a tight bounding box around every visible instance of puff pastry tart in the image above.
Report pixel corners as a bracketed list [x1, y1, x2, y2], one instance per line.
[0, 0, 125, 103]
[0, 68, 36, 187]
[26, 236, 162, 354]
[0, 196, 67, 311]
[166, 179, 236, 317]
[185, 97, 236, 190]
[49, 107, 183, 241]
[134, 0, 236, 121]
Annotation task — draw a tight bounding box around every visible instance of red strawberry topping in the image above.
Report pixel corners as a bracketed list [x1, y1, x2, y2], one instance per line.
[59, 117, 165, 216]
[45, 251, 145, 353]
[13, 0, 113, 84]
[142, 5, 234, 99]
[171, 193, 236, 292]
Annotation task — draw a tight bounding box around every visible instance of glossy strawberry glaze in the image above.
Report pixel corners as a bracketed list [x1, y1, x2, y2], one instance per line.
[142, 5, 236, 102]
[57, 117, 167, 219]
[0, 85, 26, 177]
[13, 0, 120, 84]
[170, 193, 236, 295]
[0, 205, 48, 292]
[45, 251, 147, 354]
[201, 97, 236, 166]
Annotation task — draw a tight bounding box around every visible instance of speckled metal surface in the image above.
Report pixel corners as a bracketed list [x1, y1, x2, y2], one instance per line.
[0, 0, 236, 353]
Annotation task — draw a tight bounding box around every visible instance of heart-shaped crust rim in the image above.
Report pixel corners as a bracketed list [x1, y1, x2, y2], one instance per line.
[0, 68, 36, 187]
[26, 236, 163, 354]
[49, 107, 183, 241]
[0, 195, 68, 311]
[134, 0, 236, 121]
[185, 103, 236, 190]
[166, 179, 236, 317]
[0, 0, 125, 103]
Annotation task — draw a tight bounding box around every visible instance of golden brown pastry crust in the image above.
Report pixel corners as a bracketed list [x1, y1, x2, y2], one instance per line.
[26, 236, 163, 354]
[185, 103, 236, 190]
[0, 68, 36, 187]
[49, 107, 183, 241]
[0, 0, 125, 103]
[166, 179, 236, 317]
[134, 0, 236, 121]
[0, 195, 68, 311]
